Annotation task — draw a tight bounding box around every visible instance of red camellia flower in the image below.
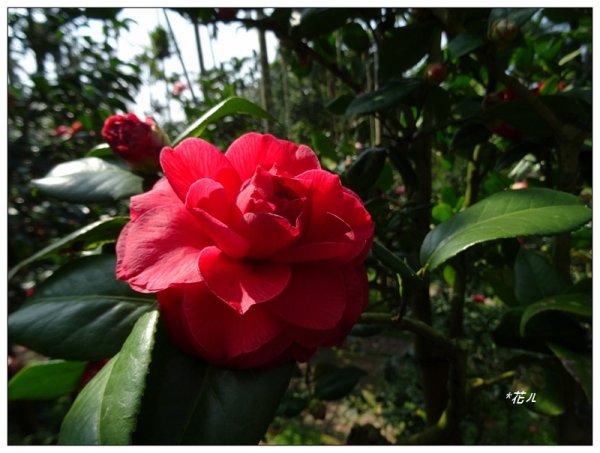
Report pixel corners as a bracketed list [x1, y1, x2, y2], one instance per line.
[102, 113, 167, 174]
[116, 133, 374, 369]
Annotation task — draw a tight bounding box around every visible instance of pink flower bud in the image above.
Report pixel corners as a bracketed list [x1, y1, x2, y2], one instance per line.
[172, 80, 188, 96]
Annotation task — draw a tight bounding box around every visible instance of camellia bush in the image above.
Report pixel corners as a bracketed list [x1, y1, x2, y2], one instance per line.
[8, 7, 592, 445]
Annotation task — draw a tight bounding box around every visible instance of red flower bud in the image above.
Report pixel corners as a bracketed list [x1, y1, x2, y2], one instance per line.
[102, 113, 167, 174]
[171, 80, 188, 96]
[472, 293, 486, 304]
[426, 62, 446, 85]
[53, 125, 70, 137]
[491, 122, 524, 141]
[216, 8, 237, 20]
[70, 120, 83, 133]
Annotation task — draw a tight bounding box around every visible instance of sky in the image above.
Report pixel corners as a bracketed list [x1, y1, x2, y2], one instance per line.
[16, 7, 279, 122]
[95, 8, 279, 121]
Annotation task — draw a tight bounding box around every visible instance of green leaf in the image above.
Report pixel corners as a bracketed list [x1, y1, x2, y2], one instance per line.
[325, 93, 354, 115]
[345, 78, 422, 117]
[447, 33, 485, 59]
[424, 86, 451, 127]
[506, 355, 566, 416]
[314, 365, 367, 401]
[294, 8, 352, 39]
[9, 255, 155, 360]
[310, 131, 337, 161]
[59, 310, 159, 445]
[432, 202, 454, 222]
[173, 96, 276, 145]
[514, 249, 568, 304]
[547, 342, 592, 403]
[8, 360, 86, 400]
[345, 148, 387, 194]
[8, 217, 128, 280]
[86, 143, 113, 158]
[451, 123, 491, 153]
[420, 188, 592, 271]
[379, 23, 434, 79]
[133, 321, 293, 445]
[9, 296, 155, 361]
[371, 239, 418, 283]
[32, 157, 143, 203]
[30, 254, 147, 302]
[489, 8, 540, 27]
[520, 293, 592, 336]
[341, 22, 370, 53]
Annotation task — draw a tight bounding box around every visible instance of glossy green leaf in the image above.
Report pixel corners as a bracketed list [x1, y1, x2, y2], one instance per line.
[86, 143, 112, 158]
[342, 22, 370, 53]
[345, 79, 422, 117]
[493, 307, 589, 355]
[420, 188, 591, 271]
[547, 342, 592, 403]
[32, 157, 143, 203]
[451, 123, 491, 153]
[59, 310, 159, 445]
[325, 93, 354, 115]
[310, 131, 337, 161]
[371, 239, 418, 283]
[9, 255, 155, 360]
[133, 322, 293, 445]
[30, 254, 148, 302]
[9, 296, 155, 361]
[424, 86, 451, 127]
[314, 365, 367, 401]
[294, 8, 352, 39]
[345, 148, 387, 194]
[520, 293, 592, 336]
[432, 202, 454, 223]
[8, 217, 128, 280]
[379, 23, 434, 79]
[447, 33, 485, 59]
[489, 8, 540, 27]
[514, 249, 568, 304]
[173, 96, 276, 145]
[8, 360, 86, 400]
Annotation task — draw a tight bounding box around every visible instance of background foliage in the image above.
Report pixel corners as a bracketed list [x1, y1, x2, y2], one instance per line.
[8, 7, 592, 445]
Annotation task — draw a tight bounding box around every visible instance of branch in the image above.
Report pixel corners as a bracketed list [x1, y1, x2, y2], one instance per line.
[360, 313, 456, 356]
[204, 15, 363, 93]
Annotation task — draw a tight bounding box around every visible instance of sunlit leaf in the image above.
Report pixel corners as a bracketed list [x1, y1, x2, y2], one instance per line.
[520, 293, 592, 336]
[8, 360, 86, 400]
[173, 97, 276, 145]
[420, 188, 591, 271]
[8, 217, 128, 280]
[133, 322, 293, 445]
[32, 157, 143, 203]
[59, 311, 159, 445]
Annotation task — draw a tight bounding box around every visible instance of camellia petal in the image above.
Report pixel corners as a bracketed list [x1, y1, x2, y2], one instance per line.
[198, 246, 292, 314]
[180, 282, 285, 364]
[265, 264, 346, 330]
[161, 137, 241, 203]
[129, 177, 179, 221]
[185, 178, 230, 222]
[225, 133, 320, 181]
[116, 205, 209, 292]
[236, 212, 300, 258]
[189, 208, 249, 259]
